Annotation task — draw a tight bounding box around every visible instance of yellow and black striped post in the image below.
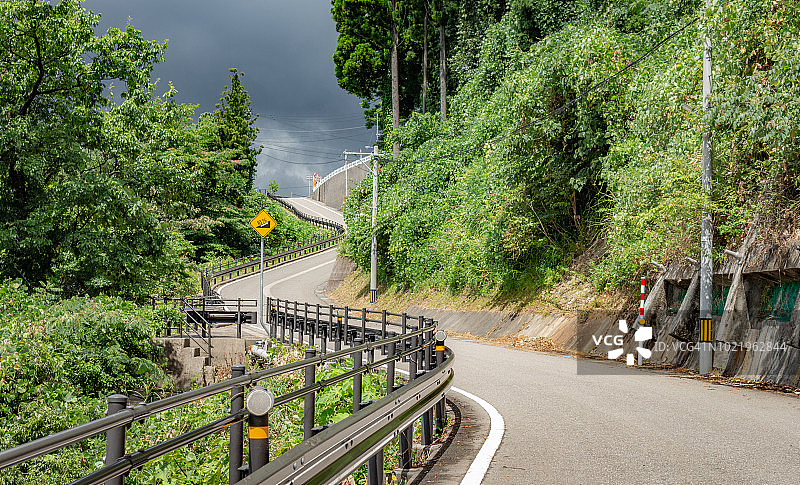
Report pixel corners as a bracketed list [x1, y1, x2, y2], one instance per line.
[370, 289, 377, 303]
[246, 386, 274, 473]
[699, 318, 713, 343]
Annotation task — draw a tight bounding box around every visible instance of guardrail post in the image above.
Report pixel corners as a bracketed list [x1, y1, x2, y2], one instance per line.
[303, 349, 317, 440]
[344, 306, 350, 346]
[105, 394, 128, 485]
[400, 331, 415, 470]
[368, 450, 384, 485]
[246, 387, 274, 474]
[236, 298, 242, 339]
[401, 313, 408, 362]
[290, 301, 296, 346]
[381, 310, 387, 354]
[335, 312, 342, 352]
[352, 340, 363, 413]
[386, 341, 396, 393]
[435, 335, 447, 434]
[304, 302, 311, 346]
[421, 329, 433, 446]
[418, 316, 426, 373]
[313, 303, 320, 349]
[229, 365, 245, 485]
[279, 299, 286, 343]
[361, 308, 367, 344]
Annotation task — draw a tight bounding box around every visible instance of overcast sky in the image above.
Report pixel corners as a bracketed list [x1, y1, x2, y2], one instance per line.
[82, 0, 376, 196]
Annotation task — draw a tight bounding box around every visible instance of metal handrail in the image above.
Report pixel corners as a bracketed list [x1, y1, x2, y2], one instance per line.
[312, 155, 371, 193]
[0, 305, 436, 471]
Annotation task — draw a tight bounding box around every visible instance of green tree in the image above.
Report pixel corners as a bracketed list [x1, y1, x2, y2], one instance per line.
[210, 68, 261, 189]
[0, 0, 178, 296]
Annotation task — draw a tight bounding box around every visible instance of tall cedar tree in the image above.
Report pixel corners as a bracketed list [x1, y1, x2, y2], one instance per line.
[212, 68, 260, 189]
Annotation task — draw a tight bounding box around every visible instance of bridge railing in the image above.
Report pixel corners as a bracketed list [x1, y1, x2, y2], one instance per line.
[312, 156, 371, 193]
[0, 300, 452, 485]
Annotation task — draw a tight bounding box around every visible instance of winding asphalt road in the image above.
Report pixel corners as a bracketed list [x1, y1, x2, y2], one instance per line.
[221, 198, 800, 484]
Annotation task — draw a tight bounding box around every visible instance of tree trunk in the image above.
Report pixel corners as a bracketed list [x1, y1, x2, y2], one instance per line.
[422, 4, 428, 114]
[439, 12, 447, 121]
[391, 0, 400, 158]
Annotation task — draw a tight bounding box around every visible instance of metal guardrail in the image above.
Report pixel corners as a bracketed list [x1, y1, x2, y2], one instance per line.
[0, 198, 454, 485]
[153, 297, 259, 350]
[0, 301, 452, 485]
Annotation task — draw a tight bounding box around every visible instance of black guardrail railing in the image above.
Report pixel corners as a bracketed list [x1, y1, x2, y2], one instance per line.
[0, 301, 452, 485]
[201, 193, 345, 295]
[0, 198, 454, 485]
[152, 297, 260, 354]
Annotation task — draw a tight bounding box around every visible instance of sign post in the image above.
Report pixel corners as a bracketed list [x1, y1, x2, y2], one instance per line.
[250, 210, 278, 333]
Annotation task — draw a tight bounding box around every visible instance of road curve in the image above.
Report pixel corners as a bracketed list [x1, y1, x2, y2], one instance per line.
[220, 198, 800, 484]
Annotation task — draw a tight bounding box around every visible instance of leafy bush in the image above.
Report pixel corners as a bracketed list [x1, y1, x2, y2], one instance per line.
[344, 0, 800, 296]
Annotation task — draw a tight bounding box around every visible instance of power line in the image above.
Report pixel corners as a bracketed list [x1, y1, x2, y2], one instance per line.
[260, 152, 348, 166]
[259, 143, 346, 157]
[383, 16, 699, 164]
[262, 112, 366, 122]
[259, 132, 374, 144]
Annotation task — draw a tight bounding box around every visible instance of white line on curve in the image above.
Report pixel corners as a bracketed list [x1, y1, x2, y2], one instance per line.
[394, 369, 504, 484]
[452, 387, 505, 484]
[263, 258, 336, 296]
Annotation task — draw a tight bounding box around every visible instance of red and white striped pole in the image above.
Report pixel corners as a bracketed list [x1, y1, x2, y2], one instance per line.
[638, 276, 645, 365]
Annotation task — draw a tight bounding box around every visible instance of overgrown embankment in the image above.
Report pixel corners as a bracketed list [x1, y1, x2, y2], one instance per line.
[341, 0, 800, 302]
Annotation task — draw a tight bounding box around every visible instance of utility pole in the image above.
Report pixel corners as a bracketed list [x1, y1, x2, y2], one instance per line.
[370, 144, 378, 303]
[699, 8, 714, 375]
[342, 147, 380, 303]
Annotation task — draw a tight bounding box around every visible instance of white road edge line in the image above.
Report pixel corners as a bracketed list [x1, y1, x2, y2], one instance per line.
[452, 387, 505, 484]
[214, 247, 338, 295]
[393, 369, 504, 484]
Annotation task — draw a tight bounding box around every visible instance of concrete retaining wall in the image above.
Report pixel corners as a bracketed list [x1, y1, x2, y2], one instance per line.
[369, 243, 800, 387]
[311, 162, 370, 210]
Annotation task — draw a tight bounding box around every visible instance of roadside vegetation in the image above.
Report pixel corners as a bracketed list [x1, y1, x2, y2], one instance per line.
[0, 286, 429, 485]
[0, 1, 328, 482]
[335, 0, 800, 300]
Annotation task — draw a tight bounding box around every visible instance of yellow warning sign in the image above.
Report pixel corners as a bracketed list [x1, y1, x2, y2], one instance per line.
[249, 210, 277, 238]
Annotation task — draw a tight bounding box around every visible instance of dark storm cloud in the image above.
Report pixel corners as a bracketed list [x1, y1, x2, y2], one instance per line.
[81, 0, 375, 195]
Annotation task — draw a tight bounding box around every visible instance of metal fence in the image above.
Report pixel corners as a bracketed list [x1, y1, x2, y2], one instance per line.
[0, 301, 452, 485]
[152, 297, 260, 358]
[0, 197, 454, 484]
[311, 156, 371, 193]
